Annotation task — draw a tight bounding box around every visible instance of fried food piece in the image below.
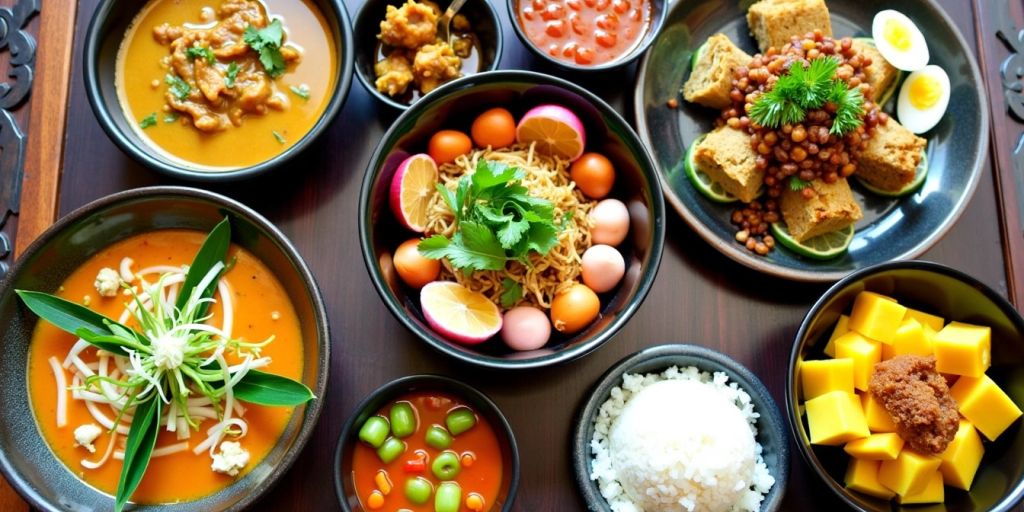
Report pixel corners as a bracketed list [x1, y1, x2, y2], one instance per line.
[379, 0, 438, 49]
[413, 42, 461, 94]
[746, 0, 833, 53]
[375, 50, 415, 96]
[780, 178, 862, 242]
[869, 355, 959, 455]
[683, 33, 752, 110]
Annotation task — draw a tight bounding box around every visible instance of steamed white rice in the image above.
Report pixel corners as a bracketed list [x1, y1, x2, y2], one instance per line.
[589, 366, 775, 512]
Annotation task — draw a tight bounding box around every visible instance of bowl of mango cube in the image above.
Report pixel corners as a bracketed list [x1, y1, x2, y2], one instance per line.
[787, 260, 1024, 511]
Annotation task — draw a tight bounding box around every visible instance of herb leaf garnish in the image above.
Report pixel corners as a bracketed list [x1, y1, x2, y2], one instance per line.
[272, 131, 286, 144]
[789, 176, 811, 191]
[500, 278, 523, 308]
[185, 46, 216, 65]
[243, 19, 287, 78]
[115, 397, 161, 512]
[289, 84, 310, 100]
[231, 370, 316, 406]
[225, 62, 240, 88]
[165, 74, 191, 101]
[749, 57, 864, 135]
[139, 113, 157, 129]
[417, 160, 562, 273]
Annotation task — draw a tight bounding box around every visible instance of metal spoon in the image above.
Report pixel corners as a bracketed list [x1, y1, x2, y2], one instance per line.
[437, 0, 469, 46]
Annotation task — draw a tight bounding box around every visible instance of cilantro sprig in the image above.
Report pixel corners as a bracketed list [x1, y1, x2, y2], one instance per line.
[165, 74, 191, 101]
[225, 62, 240, 88]
[243, 19, 286, 78]
[185, 46, 215, 64]
[418, 160, 563, 273]
[749, 57, 864, 136]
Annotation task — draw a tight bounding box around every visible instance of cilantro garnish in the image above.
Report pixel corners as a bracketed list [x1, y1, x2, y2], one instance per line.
[272, 131, 286, 144]
[164, 74, 191, 101]
[225, 62, 239, 88]
[749, 57, 864, 135]
[418, 160, 561, 273]
[289, 84, 310, 100]
[500, 278, 523, 308]
[163, 113, 179, 123]
[789, 176, 811, 191]
[185, 46, 215, 65]
[139, 113, 157, 129]
[243, 20, 286, 78]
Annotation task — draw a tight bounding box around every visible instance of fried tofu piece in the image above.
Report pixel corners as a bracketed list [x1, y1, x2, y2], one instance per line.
[683, 34, 752, 110]
[693, 126, 764, 203]
[781, 178, 862, 242]
[851, 40, 900, 103]
[857, 119, 926, 192]
[746, 0, 833, 53]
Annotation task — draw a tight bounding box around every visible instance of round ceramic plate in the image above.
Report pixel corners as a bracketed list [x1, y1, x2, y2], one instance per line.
[634, 0, 988, 282]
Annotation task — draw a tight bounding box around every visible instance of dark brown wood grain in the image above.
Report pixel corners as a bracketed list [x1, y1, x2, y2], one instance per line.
[5, 0, 1020, 510]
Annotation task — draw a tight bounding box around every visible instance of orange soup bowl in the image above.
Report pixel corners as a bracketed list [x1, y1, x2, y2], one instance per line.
[334, 375, 520, 511]
[0, 186, 330, 511]
[84, 0, 354, 181]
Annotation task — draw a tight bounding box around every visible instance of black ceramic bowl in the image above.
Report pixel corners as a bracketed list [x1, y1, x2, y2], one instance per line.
[0, 187, 330, 510]
[788, 261, 1024, 511]
[573, 344, 790, 511]
[334, 375, 520, 511]
[506, 0, 667, 72]
[359, 70, 665, 369]
[353, 0, 503, 110]
[83, 0, 354, 181]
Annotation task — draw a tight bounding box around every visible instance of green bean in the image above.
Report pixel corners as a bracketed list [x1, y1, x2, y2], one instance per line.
[431, 450, 462, 480]
[425, 425, 452, 450]
[376, 437, 406, 464]
[390, 401, 418, 438]
[404, 477, 433, 505]
[434, 481, 461, 512]
[445, 407, 477, 436]
[358, 416, 390, 448]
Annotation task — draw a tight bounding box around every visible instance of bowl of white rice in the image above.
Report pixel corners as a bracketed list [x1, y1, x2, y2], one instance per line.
[573, 344, 789, 511]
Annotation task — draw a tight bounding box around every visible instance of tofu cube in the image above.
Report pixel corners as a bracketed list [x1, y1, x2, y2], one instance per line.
[904, 307, 945, 332]
[683, 34, 752, 110]
[694, 126, 765, 203]
[933, 321, 991, 377]
[823, 314, 849, 358]
[861, 391, 897, 433]
[746, 0, 832, 53]
[848, 291, 907, 344]
[844, 432, 905, 461]
[800, 358, 854, 399]
[898, 471, 944, 505]
[939, 420, 985, 490]
[890, 318, 933, 358]
[850, 40, 900, 103]
[805, 390, 870, 445]
[780, 178, 862, 242]
[845, 458, 896, 500]
[878, 448, 942, 497]
[857, 119, 927, 192]
[949, 375, 1022, 440]
[834, 331, 882, 391]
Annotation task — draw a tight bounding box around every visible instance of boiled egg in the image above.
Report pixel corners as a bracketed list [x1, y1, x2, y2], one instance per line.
[897, 65, 950, 134]
[872, 10, 929, 71]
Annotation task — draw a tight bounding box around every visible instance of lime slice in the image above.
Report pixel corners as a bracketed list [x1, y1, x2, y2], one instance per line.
[771, 222, 855, 260]
[855, 145, 928, 197]
[684, 135, 739, 203]
[420, 281, 502, 345]
[689, 41, 707, 71]
[390, 154, 439, 232]
[515, 104, 586, 161]
[851, 37, 905, 108]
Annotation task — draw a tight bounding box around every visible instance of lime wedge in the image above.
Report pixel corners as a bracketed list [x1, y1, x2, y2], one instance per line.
[855, 145, 928, 197]
[684, 135, 739, 203]
[851, 37, 905, 108]
[690, 42, 707, 71]
[771, 222, 854, 260]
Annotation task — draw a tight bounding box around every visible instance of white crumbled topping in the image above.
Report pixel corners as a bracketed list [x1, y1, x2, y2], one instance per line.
[93, 267, 121, 297]
[151, 333, 187, 370]
[211, 441, 250, 476]
[74, 424, 102, 453]
[271, 311, 281, 321]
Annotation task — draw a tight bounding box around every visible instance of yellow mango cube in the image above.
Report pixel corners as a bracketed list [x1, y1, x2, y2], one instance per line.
[861, 392, 897, 432]
[933, 321, 991, 377]
[899, 471, 944, 505]
[891, 318, 933, 357]
[835, 332, 882, 391]
[848, 291, 908, 344]
[845, 458, 896, 500]
[950, 374, 1022, 440]
[823, 314, 849, 358]
[878, 448, 942, 496]
[844, 432, 905, 460]
[805, 390, 870, 445]
[904, 308, 945, 332]
[939, 420, 985, 490]
[801, 358, 855, 400]
[881, 341, 895, 361]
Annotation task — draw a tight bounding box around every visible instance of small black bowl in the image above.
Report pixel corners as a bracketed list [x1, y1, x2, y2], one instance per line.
[353, 0, 503, 110]
[506, 0, 667, 72]
[0, 186, 330, 511]
[334, 375, 520, 511]
[788, 260, 1024, 511]
[573, 344, 790, 511]
[83, 0, 354, 181]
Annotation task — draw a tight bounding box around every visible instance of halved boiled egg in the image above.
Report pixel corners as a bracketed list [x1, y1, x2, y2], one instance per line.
[897, 65, 950, 134]
[872, 10, 929, 71]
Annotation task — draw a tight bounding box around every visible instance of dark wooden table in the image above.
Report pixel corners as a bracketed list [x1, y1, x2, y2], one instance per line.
[3, 0, 1022, 509]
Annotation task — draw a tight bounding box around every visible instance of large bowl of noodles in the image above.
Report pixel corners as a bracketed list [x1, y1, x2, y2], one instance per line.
[359, 70, 665, 369]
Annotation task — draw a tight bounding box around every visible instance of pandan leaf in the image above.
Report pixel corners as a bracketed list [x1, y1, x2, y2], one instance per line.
[176, 217, 231, 318]
[232, 370, 315, 406]
[115, 396, 161, 512]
